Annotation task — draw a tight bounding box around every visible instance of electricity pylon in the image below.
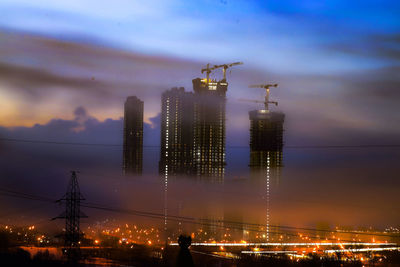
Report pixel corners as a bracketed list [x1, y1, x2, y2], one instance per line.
[53, 171, 87, 263]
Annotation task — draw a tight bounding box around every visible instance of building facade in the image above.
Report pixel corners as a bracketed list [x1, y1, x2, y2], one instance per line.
[159, 80, 228, 181]
[249, 110, 284, 177]
[123, 96, 144, 175]
[159, 87, 195, 176]
[249, 109, 284, 241]
[192, 78, 227, 181]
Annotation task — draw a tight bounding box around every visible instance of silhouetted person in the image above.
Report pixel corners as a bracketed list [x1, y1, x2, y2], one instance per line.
[176, 235, 194, 267]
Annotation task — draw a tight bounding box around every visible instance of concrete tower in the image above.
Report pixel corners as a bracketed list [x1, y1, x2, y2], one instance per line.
[123, 96, 144, 175]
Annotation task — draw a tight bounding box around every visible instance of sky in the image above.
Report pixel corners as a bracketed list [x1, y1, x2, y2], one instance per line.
[0, 0, 400, 230]
[0, 0, 399, 134]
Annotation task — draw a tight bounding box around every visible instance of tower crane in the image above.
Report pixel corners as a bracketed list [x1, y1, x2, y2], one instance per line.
[212, 62, 243, 81]
[201, 62, 243, 84]
[240, 83, 279, 111]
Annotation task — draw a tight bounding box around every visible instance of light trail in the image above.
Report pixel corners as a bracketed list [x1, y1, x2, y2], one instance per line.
[170, 242, 398, 247]
[241, 250, 297, 254]
[325, 247, 400, 253]
[191, 250, 236, 259]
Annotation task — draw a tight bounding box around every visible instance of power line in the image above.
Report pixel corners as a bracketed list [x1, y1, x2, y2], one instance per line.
[0, 190, 295, 238]
[0, 138, 123, 147]
[2, 137, 400, 149]
[0, 187, 398, 239]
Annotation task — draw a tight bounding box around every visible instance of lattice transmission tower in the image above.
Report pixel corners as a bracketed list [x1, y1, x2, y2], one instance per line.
[53, 171, 87, 262]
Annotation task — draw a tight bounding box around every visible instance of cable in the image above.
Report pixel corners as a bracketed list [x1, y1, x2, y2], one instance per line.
[0, 138, 122, 147]
[0, 190, 299, 239]
[1, 137, 399, 149]
[0, 188, 398, 240]
[0, 187, 395, 238]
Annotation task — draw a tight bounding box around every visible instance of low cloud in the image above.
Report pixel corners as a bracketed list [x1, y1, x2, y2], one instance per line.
[0, 106, 161, 146]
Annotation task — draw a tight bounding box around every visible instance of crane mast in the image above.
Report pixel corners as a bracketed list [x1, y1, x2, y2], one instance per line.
[248, 83, 279, 111]
[201, 63, 213, 84]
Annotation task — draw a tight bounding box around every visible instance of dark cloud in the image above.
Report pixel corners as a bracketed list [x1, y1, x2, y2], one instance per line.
[0, 29, 201, 98]
[74, 106, 87, 117]
[0, 62, 115, 100]
[0, 29, 206, 124]
[342, 66, 400, 100]
[0, 107, 162, 146]
[327, 33, 400, 61]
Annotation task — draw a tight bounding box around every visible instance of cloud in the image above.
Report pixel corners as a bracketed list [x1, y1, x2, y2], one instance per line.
[0, 106, 160, 208]
[0, 106, 163, 146]
[326, 33, 400, 62]
[1, 29, 399, 146]
[0, 62, 102, 94]
[340, 66, 400, 105]
[0, 30, 202, 126]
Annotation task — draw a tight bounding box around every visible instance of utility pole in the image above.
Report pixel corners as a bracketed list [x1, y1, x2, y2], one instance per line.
[53, 171, 87, 263]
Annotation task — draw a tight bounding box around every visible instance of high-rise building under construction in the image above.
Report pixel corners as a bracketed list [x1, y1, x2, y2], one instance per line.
[192, 78, 227, 181]
[123, 96, 144, 175]
[248, 109, 284, 242]
[159, 87, 195, 176]
[159, 81, 228, 181]
[159, 63, 241, 180]
[249, 110, 284, 181]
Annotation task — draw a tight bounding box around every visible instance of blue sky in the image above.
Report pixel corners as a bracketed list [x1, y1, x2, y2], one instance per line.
[1, 0, 398, 73]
